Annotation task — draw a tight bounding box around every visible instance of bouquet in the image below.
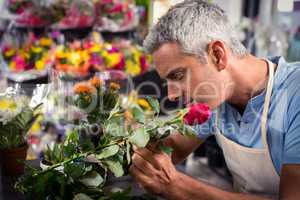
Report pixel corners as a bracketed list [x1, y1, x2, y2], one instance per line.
[10, 0, 66, 27]
[51, 0, 95, 29]
[6, 0, 33, 14]
[16, 75, 211, 199]
[1, 35, 54, 81]
[54, 41, 96, 79]
[94, 0, 138, 32]
[0, 89, 42, 150]
[53, 38, 151, 79]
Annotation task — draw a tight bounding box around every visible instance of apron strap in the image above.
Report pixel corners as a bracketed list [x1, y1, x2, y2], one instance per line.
[261, 59, 275, 160]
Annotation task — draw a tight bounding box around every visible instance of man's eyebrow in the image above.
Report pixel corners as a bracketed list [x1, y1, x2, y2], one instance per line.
[165, 67, 187, 80]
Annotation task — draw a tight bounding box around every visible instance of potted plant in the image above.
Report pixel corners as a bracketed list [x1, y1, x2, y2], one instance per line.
[0, 92, 41, 176]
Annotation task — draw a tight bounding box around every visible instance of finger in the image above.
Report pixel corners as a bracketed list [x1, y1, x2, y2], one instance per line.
[133, 148, 162, 170]
[129, 164, 152, 187]
[153, 152, 174, 180]
[132, 153, 158, 177]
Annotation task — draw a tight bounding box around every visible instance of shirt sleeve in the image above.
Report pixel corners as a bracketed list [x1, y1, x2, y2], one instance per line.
[283, 87, 300, 164]
[192, 110, 216, 140]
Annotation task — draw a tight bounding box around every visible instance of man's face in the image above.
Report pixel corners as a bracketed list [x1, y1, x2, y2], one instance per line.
[153, 43, 230, 108]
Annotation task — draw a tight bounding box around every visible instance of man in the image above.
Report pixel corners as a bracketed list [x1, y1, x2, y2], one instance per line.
[129, 1, 300, 199]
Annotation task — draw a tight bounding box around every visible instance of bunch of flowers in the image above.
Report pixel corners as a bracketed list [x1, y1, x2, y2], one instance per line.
[1, 35, 54, 81]
[6, 0, 33, 14]
[53, 39, 151, 79]
[0, 89, 42, 149]
[7, 0, 138, 30]
[16, 75, 212, 199]
[94, 0, 138, 32]
[51, 0, 95, 29]
[8, 0, 66, 27]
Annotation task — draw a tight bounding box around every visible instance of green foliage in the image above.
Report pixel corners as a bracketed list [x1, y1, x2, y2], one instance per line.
[16, 84, 198, 199]
[0, 104, 42, 150]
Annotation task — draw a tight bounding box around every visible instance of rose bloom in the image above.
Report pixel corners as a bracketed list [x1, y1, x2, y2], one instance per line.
[183, 103, 211, 126]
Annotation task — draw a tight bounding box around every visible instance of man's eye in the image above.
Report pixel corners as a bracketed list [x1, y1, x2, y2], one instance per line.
[172, 72, 185, 81]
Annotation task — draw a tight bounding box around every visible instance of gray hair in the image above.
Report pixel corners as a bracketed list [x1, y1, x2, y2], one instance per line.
[143, 0, 248, 61]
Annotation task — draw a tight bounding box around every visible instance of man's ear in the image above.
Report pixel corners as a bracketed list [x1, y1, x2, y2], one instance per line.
[207, 40, 228, 71]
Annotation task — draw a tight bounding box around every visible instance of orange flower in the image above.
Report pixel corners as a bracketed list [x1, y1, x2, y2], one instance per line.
[89, 76, 103, 88]
[74, 82, 96, 95]
[110, 82, 120, 91]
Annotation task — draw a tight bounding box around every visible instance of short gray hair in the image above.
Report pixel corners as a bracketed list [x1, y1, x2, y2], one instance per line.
[143, 0, 248, 60]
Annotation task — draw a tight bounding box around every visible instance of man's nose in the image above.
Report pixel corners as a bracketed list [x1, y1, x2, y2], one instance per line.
[167, 83, 181, 102]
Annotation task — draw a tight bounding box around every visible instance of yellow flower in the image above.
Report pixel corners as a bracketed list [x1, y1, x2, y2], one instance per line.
[35, 60, 45, 71]
[69, 51, 82, 66]
[19, 50, 30, 60]
[101, 50, 108, 57]
[106, 53, 122, 68]
[137, 99, 152, 111]
[125, 60, 141, 76]
[89, 44, 102, 53]
[31, 46, 43, 54]
[79, 50, 89, 62]
[132, 49, 141, 62]
[39, 37, 53, 47]
[30, 115, 43, 134]
[4, 48, 16, 58]
[9, 61, 16, 70]
[0, 99, 17, 111]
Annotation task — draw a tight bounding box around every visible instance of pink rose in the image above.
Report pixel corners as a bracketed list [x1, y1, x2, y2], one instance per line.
[183, 103, 211, 126]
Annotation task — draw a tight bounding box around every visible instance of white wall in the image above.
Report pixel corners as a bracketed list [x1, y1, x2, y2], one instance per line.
[151, 0, 243, 26]
[213, 0, 243, 25]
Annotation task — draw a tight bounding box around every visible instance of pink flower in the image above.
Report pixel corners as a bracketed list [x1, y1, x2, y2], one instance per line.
[101, 0, 113, 5]
[183, 103, 211, 126]
[13, 55, 27, 71]
[140, 56, 148, 73]
[108, 4, 123, 14]
[107, 47, 119, 53]
[89, 54, 103, 65]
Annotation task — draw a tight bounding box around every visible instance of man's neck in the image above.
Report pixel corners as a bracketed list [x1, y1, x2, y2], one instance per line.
[227, 55, 271, 113]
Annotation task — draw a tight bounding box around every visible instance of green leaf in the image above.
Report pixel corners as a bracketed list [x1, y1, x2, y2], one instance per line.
[146, 97, 160, 114]
[13, 107, 34, 130]
[64, 162, 87, 180]
[104, 160, 124, 177]
[104, 117, 126, 137]
[159, 145, 174, 155]
[179, 124, 197, 137]
[66, 129, 79, 144]
[131, 106, 145, 124]
[155, 126, 173, 140]
[128, 127, 150, 148]
[73, 193, 94, 200]
[79, 171, 104, 187]
[96, 145, 119, 160]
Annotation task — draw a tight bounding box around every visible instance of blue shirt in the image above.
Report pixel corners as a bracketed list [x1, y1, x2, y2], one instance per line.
[195, 57, 300, 175]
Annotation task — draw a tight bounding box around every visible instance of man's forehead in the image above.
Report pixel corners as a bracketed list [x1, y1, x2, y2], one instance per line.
[153, 43, 184, 77]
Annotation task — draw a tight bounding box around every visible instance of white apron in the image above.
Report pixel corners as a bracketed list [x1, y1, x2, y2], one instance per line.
[215, 60, 280, 199]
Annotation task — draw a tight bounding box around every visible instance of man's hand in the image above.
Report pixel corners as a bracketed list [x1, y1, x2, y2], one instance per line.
[129, 145, 180, 196]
